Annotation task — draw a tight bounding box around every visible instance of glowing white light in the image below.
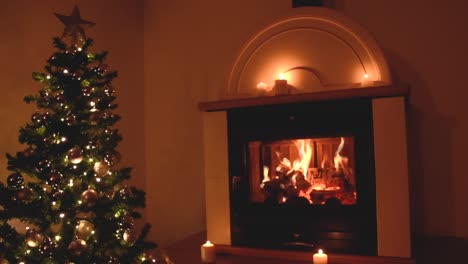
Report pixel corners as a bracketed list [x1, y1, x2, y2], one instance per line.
[256, 82, 268, 90]
[63, 69, 69, 74]
[364, 73, 369, 79]
[89, 101, 96, 107]
[59, 213, 65, 218]
[55, 235, 61, 241]
[52, 201, 56, 206]
[73, 165, 77, 169]
[77, 47, 82, 51]
[46, 75, 51, 79]
[61, 137, 67, 142]
[78, 200, 83, 204]
[96, 177, 101, 182]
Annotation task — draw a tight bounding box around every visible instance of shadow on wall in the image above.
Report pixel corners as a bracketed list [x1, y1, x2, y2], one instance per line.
[384, 49, 457, 238]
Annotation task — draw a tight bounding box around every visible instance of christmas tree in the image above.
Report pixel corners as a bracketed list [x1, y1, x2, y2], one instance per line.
[0, 6, 161, 263]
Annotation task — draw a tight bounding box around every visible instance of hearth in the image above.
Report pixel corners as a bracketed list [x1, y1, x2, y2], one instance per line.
[227, 99, 377, 255]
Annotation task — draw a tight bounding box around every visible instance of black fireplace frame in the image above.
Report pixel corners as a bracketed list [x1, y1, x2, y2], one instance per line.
[227, 98, 378, 255]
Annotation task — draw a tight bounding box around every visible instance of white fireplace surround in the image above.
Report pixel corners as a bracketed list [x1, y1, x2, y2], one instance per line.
[201, 7, 411, 258]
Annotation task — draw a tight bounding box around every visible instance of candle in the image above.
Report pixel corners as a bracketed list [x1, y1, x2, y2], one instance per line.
[274, 73, 289, 95]
[256, 82, 269, 96]
[361, 73, 373, 87]
[257, 82, 268, 90]
[201, 240, 216, 263]
[313, 249, 328, 264]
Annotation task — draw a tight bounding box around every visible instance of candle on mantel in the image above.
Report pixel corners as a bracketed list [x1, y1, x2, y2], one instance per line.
[313, 249, 328, 264]
[361, 73, 373, 87]
[256, 81, 269, 96]
[201, 240, 216, 263]
[274, 73, 289, 95]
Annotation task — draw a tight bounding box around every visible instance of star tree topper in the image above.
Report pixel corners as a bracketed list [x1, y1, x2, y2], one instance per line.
[55, 6, 95, 46]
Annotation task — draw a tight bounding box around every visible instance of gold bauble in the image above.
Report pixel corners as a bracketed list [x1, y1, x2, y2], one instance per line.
[94, 161, 110, 176]
[81, 189, 99, 207]
[25, 228, 44, 247]
[67, 147, 84, 164]
[76, 220, 94, 239]
[68, 239, 87, 256]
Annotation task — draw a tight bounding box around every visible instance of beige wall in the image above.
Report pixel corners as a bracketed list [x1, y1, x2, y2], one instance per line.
[142, 0, 468, 241]
[1, 0, 467, 248]
[142, 0, 291, 246]
[333, 0, 468, 239]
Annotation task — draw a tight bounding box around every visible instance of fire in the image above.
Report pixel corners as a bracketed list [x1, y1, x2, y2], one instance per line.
[262, 166, 270, 183]
[258, 136, 356, 205]
[293, 139, 312, 179]
[334, 137, 348, 170]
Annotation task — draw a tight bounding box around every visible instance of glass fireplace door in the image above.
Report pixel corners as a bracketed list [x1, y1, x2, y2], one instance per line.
[227, 99, 377, 255]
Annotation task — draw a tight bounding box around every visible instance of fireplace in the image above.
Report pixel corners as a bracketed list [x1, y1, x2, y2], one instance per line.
[228, 99, 377, 255]
[200, 7, 411, 259]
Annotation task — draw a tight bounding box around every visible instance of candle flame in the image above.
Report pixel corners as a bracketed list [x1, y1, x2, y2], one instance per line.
[279, 73, 285, 80]
[364, 73, 369, 78]
[204, 240, 214, 246]
[318, 249, 324, 254]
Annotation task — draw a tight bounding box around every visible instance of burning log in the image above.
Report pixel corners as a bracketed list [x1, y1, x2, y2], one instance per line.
[291, 171, 311, 192]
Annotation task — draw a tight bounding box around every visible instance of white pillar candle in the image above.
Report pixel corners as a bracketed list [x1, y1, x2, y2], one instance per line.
[361, 73, 373, 87]
[201, 240, 216, 263]
[313, 249, 328, 264]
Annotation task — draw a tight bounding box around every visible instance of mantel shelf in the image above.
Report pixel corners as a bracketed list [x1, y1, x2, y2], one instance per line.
[198, 85, 409, 112]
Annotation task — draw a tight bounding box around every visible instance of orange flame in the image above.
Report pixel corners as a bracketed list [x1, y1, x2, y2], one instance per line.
[262, 166, 270, 183]
[334, 137, 348, 170]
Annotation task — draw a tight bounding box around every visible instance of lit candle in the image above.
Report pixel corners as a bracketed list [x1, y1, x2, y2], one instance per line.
[257, 81, 268, 90]
[313, 249, 328, 264]
[201, 240, 216, 263]
[274, 73, 289, 95]
[361, 73, 373, 87]
[256, 82, 269, 96]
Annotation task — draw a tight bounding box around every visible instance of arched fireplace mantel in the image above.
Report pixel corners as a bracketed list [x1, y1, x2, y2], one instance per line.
[226, 7, 391, 98]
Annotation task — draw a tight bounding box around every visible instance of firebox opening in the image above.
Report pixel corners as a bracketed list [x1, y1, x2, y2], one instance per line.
[228, 100, 377, 255]
[249, 136, 356, 206]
